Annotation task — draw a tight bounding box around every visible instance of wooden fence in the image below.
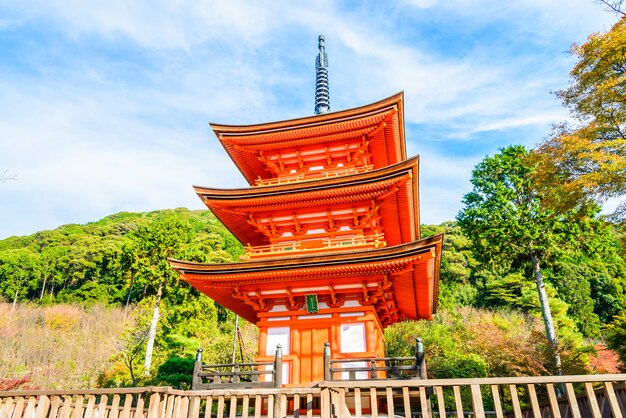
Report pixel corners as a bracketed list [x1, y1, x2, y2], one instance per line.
[1, 374, 625, 418]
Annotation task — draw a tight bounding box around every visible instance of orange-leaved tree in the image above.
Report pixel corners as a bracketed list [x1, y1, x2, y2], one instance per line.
[536, 15, 626, 220]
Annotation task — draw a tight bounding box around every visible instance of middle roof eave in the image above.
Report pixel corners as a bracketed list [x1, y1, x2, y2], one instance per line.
[194, 155, 418, 199]
[193, 156, 420, 247]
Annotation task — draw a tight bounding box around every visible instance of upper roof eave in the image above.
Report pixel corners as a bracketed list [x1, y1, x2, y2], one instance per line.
[210, 92, 404, 136]
[209, 92, 406, 185]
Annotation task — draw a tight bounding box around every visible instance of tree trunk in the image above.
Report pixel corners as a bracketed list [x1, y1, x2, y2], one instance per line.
[530, 249, 562, 374]
[10, 289, 18, 322]
[39, 276, 47, 303]
[123, 278, 135, 321]
[144, 282, 162, 376]
[128, 356, 136, 386]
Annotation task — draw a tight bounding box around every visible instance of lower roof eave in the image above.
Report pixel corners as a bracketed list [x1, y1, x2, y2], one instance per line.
[169, 234, 443, 275]
[169, 234, 443, 324]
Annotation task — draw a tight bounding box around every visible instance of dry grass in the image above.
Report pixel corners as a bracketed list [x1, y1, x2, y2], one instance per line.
[0, 303, 126, 389]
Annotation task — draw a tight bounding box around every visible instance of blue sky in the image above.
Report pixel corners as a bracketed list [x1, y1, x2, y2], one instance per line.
[0, 0, 620, 239]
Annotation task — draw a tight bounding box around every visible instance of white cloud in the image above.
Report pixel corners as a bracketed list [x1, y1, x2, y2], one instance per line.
[3, 0, 279, 50]
[403, 0, 438, 9]
[419, 150, 479, 223]
[0, 0, 621, 236]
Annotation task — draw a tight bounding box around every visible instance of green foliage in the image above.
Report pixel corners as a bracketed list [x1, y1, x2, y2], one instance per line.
[155, 356, 195, 388]
[1, 204, 624, 384]
[0, 248, 41, 302]
[0, 208, 242, 306]
[456, 146, 625, 347]
[605, 314, 626, 364]
[457, 145, 561, 264]
[433, 353, 489, 379]
[384, 308, 553, 378]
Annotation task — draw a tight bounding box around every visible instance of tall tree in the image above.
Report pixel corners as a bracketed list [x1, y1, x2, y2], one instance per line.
[0, 249, 40, 318]
[38, 246, 69, 303]
[122, 215, 194, 376]
[457, 146, 573, 373]
[536, 16, 626, 219]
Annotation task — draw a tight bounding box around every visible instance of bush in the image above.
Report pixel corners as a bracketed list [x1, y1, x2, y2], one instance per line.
[42, 305, 82, 330]
[605, 314, 626, 368]
[155, 356, 195, 388]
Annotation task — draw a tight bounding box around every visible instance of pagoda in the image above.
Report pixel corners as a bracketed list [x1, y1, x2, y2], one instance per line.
[169, 35, 443, 386]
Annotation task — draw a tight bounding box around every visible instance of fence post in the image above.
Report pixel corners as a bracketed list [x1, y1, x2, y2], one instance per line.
[273, 344, 284, 418]
[323, 342, 331, 381]
[191, 348, 203, 390]
[416, 338, 427, 380]
[320, 387, 331, 418]
[274, 344, 283, 388]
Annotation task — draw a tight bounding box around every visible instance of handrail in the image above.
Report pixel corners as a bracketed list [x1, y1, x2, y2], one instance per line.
[191, 345, 283, 390]
[324, 339, 427, 381]
[320, 373, 626, 388]
[242, 233, 386, 260]
[254, 165, 374, 187]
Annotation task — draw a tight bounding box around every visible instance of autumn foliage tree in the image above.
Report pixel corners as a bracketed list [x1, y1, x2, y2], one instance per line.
[536, 16, 626, 220]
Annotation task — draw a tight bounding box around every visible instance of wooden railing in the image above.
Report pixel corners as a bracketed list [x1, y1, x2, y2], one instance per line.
[1, 374, 625, 417]
[323, 340, 427, 381]
[324, 374, 626, 418]
[0, 386, 322, 418]
[241, 234, 386, 260]
[254, 165, 374, 187]
[192, 346, 283, 390]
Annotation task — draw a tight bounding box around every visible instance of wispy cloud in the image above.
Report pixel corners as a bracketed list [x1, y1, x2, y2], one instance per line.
[0, 0, 620, 237]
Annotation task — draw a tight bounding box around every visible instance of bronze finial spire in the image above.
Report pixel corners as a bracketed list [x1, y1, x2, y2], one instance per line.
[315, 35, 330, 115]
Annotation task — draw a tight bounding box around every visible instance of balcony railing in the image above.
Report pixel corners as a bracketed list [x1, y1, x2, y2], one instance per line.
[191, 346, 283, 390]
[254, 165, 374, 187]
[241, 233, 386, 260]
[323, 340, 427, 382]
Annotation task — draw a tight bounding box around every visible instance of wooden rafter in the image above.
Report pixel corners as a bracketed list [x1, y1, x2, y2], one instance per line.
[292, 214, 303, 235]
[355, 200, 382, 229]
[326, 210, 337, 232]
[246, 215, 276, 239]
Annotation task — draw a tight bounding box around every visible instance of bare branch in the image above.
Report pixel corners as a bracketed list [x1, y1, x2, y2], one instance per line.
[596, 0, 626, 16]
[0, 169, 17, 183]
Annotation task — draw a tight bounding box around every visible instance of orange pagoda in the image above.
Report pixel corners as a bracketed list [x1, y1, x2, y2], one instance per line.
[169, 36, 443, 386]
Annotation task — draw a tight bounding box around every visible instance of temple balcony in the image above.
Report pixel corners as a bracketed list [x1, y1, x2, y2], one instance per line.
[241, 233, 386, 260]
[254, 165, 373, 187]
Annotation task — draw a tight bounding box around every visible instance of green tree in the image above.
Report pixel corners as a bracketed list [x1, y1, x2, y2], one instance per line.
[38, 246, 69, 303]
[122, 215, 196, 376]
[0, 249, 41, 316]
[605, 313, 626, 365]
[422, 222, 480, 308]
[457, 146, 572, 373]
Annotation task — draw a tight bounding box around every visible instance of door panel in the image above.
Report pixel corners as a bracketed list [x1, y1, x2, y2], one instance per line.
[297, 326, 329, 383]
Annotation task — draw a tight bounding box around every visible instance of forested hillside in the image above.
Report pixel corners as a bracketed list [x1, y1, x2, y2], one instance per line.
[0, 209, 253, 389]
[0, 206, 624, 389]
[0, 208, 242, 306]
